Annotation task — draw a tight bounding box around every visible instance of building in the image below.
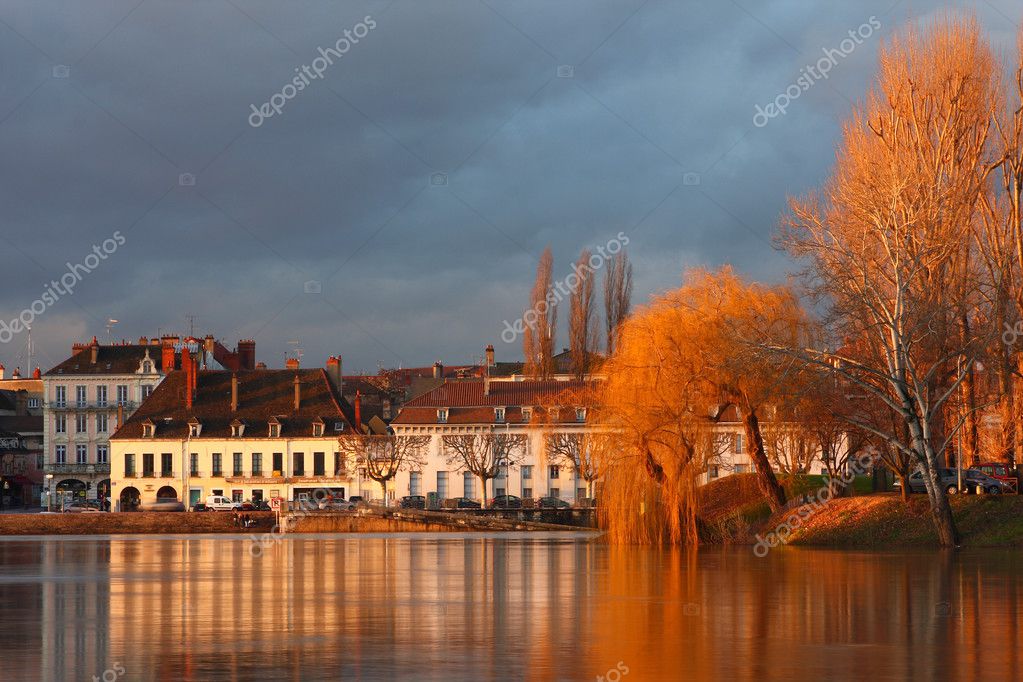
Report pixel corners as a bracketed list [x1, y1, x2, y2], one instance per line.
[0, 372, 44, 508]
[108, 354, 356, 510]
[42, 335, 255, 505]
[389, 377, 598, 506]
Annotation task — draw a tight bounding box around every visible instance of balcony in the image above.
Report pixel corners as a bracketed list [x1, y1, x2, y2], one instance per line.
[160, 471, 176, 478]
[123, 472, 136, 478]
[46, 463, 108, 475]
[141, 471, 155, 478]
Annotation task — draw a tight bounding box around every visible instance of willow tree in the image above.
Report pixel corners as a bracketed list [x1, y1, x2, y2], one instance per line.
[337, 434, 430, 504]
[781, 18, 998, 546]
[599, 267, 809, 545]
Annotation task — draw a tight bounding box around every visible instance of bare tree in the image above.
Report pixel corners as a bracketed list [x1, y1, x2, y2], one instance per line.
[442, 432, 527, 508]
[544, 431, 613, 499]
[569, 249, 598, 378]
[338, 434, 430, 505]
[524, 247, 557, 378]
[603, 250, 633, 355]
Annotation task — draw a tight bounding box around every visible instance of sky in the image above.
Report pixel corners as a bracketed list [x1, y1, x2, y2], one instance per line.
[1, 0, 1021, 375]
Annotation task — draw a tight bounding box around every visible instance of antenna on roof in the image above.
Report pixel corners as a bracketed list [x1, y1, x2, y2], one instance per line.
[185, 314, 197, 338]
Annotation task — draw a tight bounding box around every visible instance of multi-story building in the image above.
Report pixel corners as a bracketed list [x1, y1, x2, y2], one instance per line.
[109, 354, 356, 510]
[0, 370, 44, 508]
[389, 378, 598, 506]
[42, 335, 256, 506]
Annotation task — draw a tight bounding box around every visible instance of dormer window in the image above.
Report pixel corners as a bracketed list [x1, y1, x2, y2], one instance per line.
[268, 418, 281, 438]
[230, 419, 245, 438]
[494, 407, 505, 423]
[521, 407, 532, 423]
[188, 419, 201, 438]
[312, 418, 324, 437]
[142, 419, 155, 438]
[549, 407, 560, 422]
[437, 409, 448, 424]
[142, 361, 153, 373]
[333, 421, 345, 432]
[575, 407, 586, 423]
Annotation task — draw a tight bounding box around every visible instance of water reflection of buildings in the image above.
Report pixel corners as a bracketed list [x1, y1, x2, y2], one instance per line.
[21, 539, 1023, 680]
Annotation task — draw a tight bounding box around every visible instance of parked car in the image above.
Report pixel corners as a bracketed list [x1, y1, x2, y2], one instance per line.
[521, 497, 537, 509]
[399, 495, 426, 509]
[970, 462, 1018, 490]
[191, 503, 208, 512]
[964, 470, 1012, 495]
[318, 497, 356, 511]
[240, 500, 272, 511]
[488, 494, 522, 509]
[62, 500, 104, 513]
[348, 495, 368, 508]
[575, 497, 598, 508]
[537, 496, 570, 509]
[204, 495, 241, 512]
[902, 468, 1009, 495]
[140, 499, 185, 512]
[442, 496, 482, 509]
[903, 469, 960, 495]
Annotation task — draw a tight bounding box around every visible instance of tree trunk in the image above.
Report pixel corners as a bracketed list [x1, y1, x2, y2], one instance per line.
[929, 491, 960, 547]
[899, 476, 910, 502]
[479, 475, 489, 508]
[743, 410, 786, 512]
[379, 479, 388, 506]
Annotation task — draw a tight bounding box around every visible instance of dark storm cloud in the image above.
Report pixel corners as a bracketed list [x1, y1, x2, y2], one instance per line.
[0, 0, 1020, 373]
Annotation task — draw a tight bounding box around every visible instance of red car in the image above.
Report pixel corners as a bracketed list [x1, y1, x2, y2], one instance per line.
[970, 462, 1018, 491]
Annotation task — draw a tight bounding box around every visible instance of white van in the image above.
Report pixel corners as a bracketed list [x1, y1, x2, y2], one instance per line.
[205, 495, 241, 512]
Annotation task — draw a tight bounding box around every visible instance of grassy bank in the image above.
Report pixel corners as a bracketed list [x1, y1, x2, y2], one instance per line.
[0, 511, 276, 535]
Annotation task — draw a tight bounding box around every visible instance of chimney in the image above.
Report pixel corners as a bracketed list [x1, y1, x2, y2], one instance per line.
[11, 367, 20, 379]
[293, 374, 301, 411]
[32, 367, 40, 379]
[117, 403, 124, 429]
[326, 356, 342, 394]
[285, 357, 300, 370]
[255, 362, 267, 370]
[231, 373, 238, 412]
[484, 376, 490, 396]
[0, 364, 5, 381]
[90, 337, 100, 364]
[432, 362, 443, 379]
[182, 350, 194, 410]
[485, 344, 495, 367]
[238, 340, 256, 370]
[162, 340, 176, 374]
[354, 391, 362, 432]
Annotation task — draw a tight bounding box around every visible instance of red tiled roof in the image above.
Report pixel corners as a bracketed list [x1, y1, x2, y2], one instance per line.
[111, 369, 354, 440]
[393, 379, 596, 426]
[44, 344, 167, 376]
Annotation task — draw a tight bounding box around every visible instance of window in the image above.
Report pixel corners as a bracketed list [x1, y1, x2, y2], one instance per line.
[96, 444, 108, 464]
[188, 421, 200, 437]
[55, 414, 66, 434]
[410, 471, 422, 496]
[575, 407, 586, 422]
[549, 465, 561, 479]
[96, 413, 108, 433]
[161, 453, 173, 476]
[549, 407, 560, 421]
[124, 453, 135, 476]
[142, 385, 153, 401]
[233, 453, 243, 477]
[463, 472, 475, 498]
[212, 453, 222, 477]
[231, 422, 245, 438]
[521, 407, 532, 422]
[232, 490, 244, 503]
[577, 487, 587, 500]
[76, 413, 87, 433]
[142, 422, 154, 438]
[55, 445, 66, 464]
[190, 453, 199, 475]
[269, 422, 280, 438]
[76, 386, 87, 408]
[28, 397, 39, 409]
[272, 453, 283, 475]
[709, 465, 719, 479]
[252, 453, 262, 476]
[437, 471, 449, 498]
[522, 487, 533, 499]
[142, 360, 153, 373]
[293, 453, 305, 477]
[494, 407, 505, 423]
[96, 386, 108, 408]
[116, 385, 129, 407]
[54, 386, 66, 408]
[437, 409, 448, 424]
[521, 465, 533, 480]
[733, 433, 743, 454]
[313, 452, 325, 476]
[734, 464, 747, 474]
[142, 453, 154, 477]
[312, 422, 324, 437]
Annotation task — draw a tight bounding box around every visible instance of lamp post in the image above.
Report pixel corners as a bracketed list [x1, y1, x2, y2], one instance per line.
[45, 473, 53, 512]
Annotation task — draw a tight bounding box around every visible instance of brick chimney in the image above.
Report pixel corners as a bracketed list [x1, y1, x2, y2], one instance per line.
[32, 367, 40, 379]
[293, 374, 301, 411]
[231, 373, 238, 412]
[326, 355, 342, 394]
[11, 367, 20, 379]
[354, 391, 362, 432]
[238, 339, 256, 370]
[0, 364, 5, 381]
[285, 357, 300, 370]
[162, 339, 176, 373]
[485, 344, 495, 367]
[90, 337, 99, 364]
[432, 362, 443, 379]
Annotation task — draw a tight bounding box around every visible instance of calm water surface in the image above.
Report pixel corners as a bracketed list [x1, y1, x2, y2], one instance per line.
[1, 533, 1022, 681]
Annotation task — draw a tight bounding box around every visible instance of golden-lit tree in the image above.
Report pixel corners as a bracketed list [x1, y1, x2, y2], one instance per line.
[603, 250, 633, 355]
[781, 18, 998, 546]
[337, 434, 430, 504]
[568, 249, 598, 378]
[523, 247, 557, 378]
[442, 432, 527, 507]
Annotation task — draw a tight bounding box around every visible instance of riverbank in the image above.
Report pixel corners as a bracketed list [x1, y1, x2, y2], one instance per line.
[0, 511, 277, 535]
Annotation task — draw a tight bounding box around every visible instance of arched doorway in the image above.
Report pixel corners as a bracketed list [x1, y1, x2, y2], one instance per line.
[156, 485, 178, 500]
[56, 479, 86, 507]
[119, 486, 141, 512]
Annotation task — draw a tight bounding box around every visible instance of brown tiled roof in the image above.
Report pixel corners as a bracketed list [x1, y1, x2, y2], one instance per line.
[111, 369, 354, 440]
[393, 379, 596, 426]
[44, 344, 166, 376]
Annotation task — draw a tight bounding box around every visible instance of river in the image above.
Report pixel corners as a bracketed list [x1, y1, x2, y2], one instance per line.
[1, 533, 1021, 681]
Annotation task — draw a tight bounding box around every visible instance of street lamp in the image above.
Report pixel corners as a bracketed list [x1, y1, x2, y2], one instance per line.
[44, 473, 53, 512]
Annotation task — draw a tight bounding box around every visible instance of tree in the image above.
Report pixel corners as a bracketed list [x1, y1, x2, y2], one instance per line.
[603, 250, 633, 355]
[543, 431, 614, 500]
[442, 432, 527, 508]
[781, 18, 998, 546]
[337, 434, 430, 505]
[569, 249, 598, 378]
[523, 247, 558, 378]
